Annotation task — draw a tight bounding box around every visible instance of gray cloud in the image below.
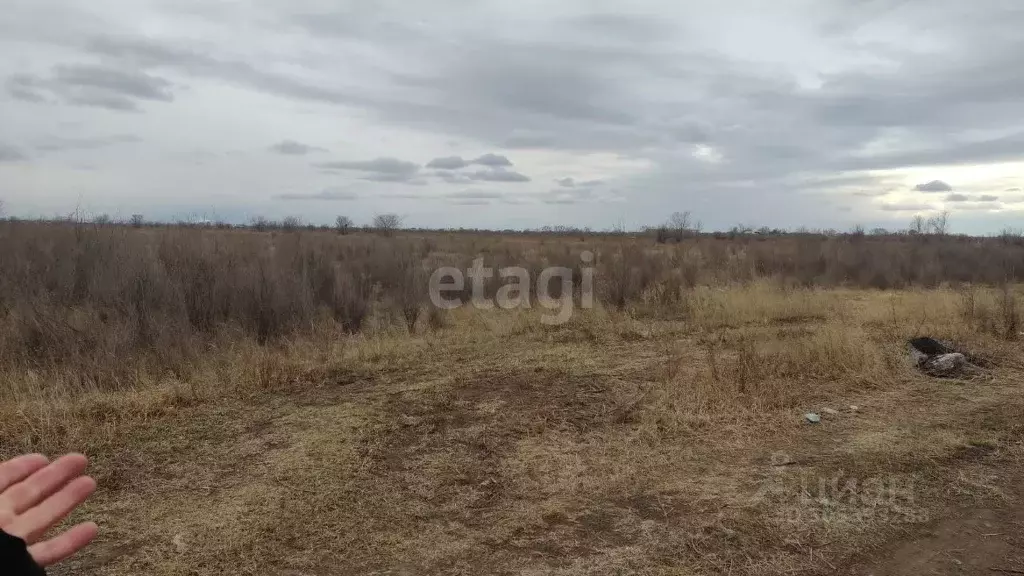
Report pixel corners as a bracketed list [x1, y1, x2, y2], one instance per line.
[277, 188, 358, 201]
[471, 153, 513, 167]
[978, 194, 1000, 202]
[85, 35, 365, 107]
[503, 132, 556, 148]
[6, 74, 48, 103]
[880, 202, 937, 212]
[314, 157, 420, 176]
[53, 64, 173, 100]
[434, 170, 472, 184]
[914, 180, 954, 193]
[954, 202, 1003, 211]
[426, 156, 469, 170]
[945, 193, 969, 202]
[0, 144, 28, 162]
[447, 190, 505, 199]
[7, 63, 174, 111]
[362, 173, 428, 185]
[380, 192, 425, 199]
[269, 140, 327, 155]
[1007, 188, 1022, 193]
[450, 199, 491, 206]
[555, 177, 606, 189]
[852, 190, 891, 197]
[34, 134, 141, 152]
[467, 168, 531, 183]
[3, 2, 1024, 230]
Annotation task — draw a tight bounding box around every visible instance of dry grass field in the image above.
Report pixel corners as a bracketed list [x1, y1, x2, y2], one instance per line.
[1, 221, 1023, 575]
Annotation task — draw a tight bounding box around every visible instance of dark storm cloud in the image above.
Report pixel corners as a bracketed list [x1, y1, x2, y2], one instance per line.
[269, 140, 327, 155]
[914, 180, 953, 193]
[427, 156, 469, 169]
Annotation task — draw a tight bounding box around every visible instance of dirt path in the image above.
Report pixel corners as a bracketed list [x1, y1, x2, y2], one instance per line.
[851, 458, 1024, 576]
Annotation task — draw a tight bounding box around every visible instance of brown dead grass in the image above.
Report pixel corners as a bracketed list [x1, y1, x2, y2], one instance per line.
[2, 282, 1023, 575]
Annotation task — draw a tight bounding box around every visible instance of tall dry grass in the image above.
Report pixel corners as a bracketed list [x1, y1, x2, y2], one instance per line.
[0, 220, 1022, 392]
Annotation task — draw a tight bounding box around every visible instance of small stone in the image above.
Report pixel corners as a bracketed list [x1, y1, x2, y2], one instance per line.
[172, 533, 188, 554]
[399, 414, 422, 427]
[821, 408, 839, 416]
[804, 413, 821, 424]
[849, 405, 859, 412]
[771, 452, 796, 466]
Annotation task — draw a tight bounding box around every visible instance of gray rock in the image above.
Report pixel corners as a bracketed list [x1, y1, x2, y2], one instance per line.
[907, 337, 982, 378]
[924, 352, 968, 377]
[804, 413, 821, 424]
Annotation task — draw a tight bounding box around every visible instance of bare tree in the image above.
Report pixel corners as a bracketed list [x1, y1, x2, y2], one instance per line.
[372, 213, 403, 236]
[909, 214, 926, 234]
[667, 211, 691, 233]
[335, 215, 354, 235]
[928, 210, 951, 235]
[281, 215, 304, 232]
[130, 214, 145, 228]
[250, 216, 271, 232]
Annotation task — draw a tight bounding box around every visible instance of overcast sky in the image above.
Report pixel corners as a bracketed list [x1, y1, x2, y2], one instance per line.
[2, 0, 1023, 232]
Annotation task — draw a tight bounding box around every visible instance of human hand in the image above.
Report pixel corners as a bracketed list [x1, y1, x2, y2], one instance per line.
[0, 454, 99, 567]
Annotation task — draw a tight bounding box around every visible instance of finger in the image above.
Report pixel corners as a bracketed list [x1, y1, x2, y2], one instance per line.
[28, 522, 99, 567]
[8, 476, 97, 543]
[0, 454, 49, 493]
[0, 454, 88, 515]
